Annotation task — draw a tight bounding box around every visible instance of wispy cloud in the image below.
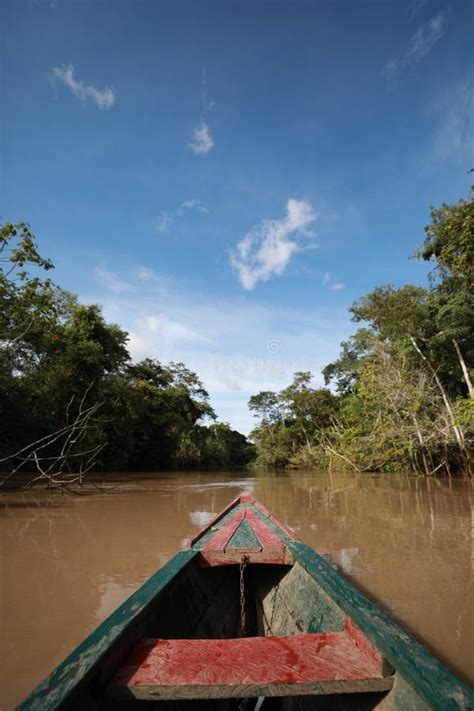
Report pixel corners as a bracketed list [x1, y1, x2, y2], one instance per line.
[154, 211, 173, 233]
[230, 199, 317, 291]
[430, 78, 474, 163]
[407, 11, 446, 62]
[140, 314, 209, 345]
[153, 199, 209, 233]
[382, 59, 399, 82]
[408, 0, 429, 21]
[383, 11, 447, 81]
[84, 265, 350, 433]
[201, 66, 216, 113]
[95, 268, 135, 293]
[322, 272, 345, 291]
[182, 198, 208, 213]
[136, 266, 158, 282]
[188, 68, 216, 155]
[51, 64, 115, 110]
[133, 267, 171, 294]
[188, 120, 214, 155]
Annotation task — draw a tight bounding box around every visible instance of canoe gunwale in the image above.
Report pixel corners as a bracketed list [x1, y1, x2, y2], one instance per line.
[15, 549, 198, 711]
[14, 492, 474, 711]
[285, 540, 473, 711]
[190, 493, 474, 711]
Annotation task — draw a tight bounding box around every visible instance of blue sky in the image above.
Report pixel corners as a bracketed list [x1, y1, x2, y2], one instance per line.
[2, 0, 473, 433]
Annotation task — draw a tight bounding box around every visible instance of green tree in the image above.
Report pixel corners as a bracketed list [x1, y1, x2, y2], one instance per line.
[1, 221, 254, 480]
[202, 422, 256, 468]
[418, 189, 474, 292]
[322, 329, 375, 394]
[248, 374, 339, 468]
[251, 190, 473, 475]
[416, 190, 474, 398]
[248, 391, 282, 424]
[0, 221, 55, 346]
[1, 221, 61, 457]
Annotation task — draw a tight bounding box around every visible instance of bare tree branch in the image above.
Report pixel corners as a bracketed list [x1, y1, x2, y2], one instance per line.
[0, 389, 107, 491]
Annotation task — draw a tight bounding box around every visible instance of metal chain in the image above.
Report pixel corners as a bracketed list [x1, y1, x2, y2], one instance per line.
[239, 554, 249, 637]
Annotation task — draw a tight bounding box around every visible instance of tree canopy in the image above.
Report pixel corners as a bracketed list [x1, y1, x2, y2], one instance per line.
[250, 189, 473, 476]
[0, 223, 255, 484]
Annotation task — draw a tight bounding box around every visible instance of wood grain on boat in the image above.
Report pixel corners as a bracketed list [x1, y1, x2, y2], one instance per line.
[108, 632, 393, 700]
[15, 492, 474, 711]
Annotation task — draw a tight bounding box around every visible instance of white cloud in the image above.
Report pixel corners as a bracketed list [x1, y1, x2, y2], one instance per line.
[136, 266, 158, 281]
[82, 265, 350, 433]
[182, 199, 208, 213]
[433, 101, 473, 158]
[408, 0, 429, 20]
[406, 11, 446, 63]
[154, 211, 173, 233]
[322, 272, 345, 291]
[95, 268, 135, 293]
[383, 11, 446, 81]
[154, 200, 208, 233]
[131, 266, 172, 297]
[188, 120, 214, 155]
[230, 198, 317, 290]
[382, 59, 399, 81]
[140, 314, 208, 344]
[201, 67, 216, 113]
[428, 78, 474, 164]
[51, 64, 115, 110]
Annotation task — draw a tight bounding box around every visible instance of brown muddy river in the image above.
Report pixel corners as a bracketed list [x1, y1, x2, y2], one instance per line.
[0, 469, 473, 709]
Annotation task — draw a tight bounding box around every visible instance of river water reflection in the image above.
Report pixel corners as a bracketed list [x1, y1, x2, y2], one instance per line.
[0, 469, 472, 709]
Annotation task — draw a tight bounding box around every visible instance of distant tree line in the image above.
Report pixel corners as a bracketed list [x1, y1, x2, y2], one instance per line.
[0, 222, 255, 487]
[248, 190, 473, 476]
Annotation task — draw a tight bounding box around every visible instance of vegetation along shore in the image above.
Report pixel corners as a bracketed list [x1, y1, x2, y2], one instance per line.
[1, 189, 472, 487]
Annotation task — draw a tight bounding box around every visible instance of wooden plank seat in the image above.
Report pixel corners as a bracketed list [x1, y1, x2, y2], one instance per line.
[108, 631, 394, 700]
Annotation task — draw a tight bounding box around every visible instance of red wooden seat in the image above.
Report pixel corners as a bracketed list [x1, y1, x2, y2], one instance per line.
[108, 630, 394, 700]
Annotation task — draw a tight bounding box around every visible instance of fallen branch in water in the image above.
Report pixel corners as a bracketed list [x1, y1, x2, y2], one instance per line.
[0, 387, 107, 492]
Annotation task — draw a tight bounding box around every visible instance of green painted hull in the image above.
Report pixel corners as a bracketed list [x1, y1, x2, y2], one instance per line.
[16, 493, 473, 711]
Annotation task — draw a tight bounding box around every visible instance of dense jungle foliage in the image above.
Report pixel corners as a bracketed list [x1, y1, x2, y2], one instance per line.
[0, 223, 255, 485]
[249, 190, 473, 476]
[1, 189, 472, 485]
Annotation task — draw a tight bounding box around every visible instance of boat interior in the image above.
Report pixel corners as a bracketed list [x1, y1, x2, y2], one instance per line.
[65, 556, 410, 711]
